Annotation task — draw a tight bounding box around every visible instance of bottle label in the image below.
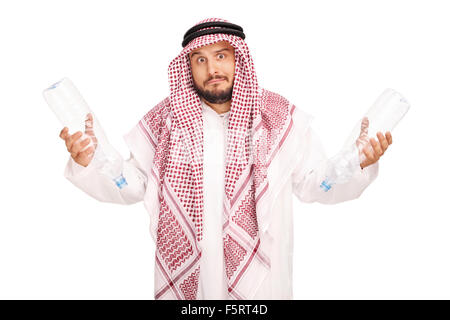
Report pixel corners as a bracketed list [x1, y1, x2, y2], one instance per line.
[47, 79, 63, 90]
[114, 174, 128, 189]
[320, 178, 332, 192]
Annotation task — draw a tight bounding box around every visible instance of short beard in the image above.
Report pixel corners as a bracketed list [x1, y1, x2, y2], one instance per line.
[193, 81, 233, 104]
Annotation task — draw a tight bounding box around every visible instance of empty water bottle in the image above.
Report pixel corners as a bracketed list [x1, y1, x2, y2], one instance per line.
[43, 77, 128, 189]
[344, 88, 411, 164]
[320, 88, 410, 192]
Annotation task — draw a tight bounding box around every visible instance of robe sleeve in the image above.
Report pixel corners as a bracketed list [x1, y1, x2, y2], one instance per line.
[63, 123, 153, 205]
[291, 125, 379, 204]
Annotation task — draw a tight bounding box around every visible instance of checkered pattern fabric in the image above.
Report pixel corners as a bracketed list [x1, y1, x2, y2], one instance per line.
[137, 18, 299, 299]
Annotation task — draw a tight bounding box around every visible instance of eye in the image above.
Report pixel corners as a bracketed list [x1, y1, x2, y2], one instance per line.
[218, 53, 225, 59]
[197, 57, 206, 63]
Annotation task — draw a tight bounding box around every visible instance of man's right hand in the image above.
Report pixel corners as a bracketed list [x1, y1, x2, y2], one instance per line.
[59, 113, 98, 167]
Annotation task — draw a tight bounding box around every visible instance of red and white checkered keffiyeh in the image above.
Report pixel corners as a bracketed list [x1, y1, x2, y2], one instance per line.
[135, 18, 309, 299]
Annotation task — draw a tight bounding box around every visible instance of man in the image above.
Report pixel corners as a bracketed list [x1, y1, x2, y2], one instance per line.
[60, 18, 392, 300]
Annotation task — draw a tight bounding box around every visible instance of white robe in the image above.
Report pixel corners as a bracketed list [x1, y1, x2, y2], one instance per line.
[64, 101, 378, 299]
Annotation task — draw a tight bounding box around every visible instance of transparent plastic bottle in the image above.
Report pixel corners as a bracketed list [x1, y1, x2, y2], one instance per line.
[320, 88, 410, 192]
[319, 142, 360, 192]
[43, 77, 128, 189]
[343, 88, 411, 164]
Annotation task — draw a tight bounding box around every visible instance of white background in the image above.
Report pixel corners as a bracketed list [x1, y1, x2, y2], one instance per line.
[1, 0, 449, 299]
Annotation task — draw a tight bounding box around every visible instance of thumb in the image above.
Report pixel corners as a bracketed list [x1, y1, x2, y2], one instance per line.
[356, 117, 369, 152]
[84, 113, 98, 148]
[359, 116, 369, 136]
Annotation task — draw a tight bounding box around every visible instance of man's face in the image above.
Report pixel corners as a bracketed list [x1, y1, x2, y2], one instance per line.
[189, 41, 236, 104]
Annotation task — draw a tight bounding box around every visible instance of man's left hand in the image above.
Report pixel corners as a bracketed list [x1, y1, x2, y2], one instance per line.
[360, 131, 393, 169]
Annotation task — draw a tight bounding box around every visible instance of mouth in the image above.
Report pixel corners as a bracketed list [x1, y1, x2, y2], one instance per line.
[207, 78, 225, 85]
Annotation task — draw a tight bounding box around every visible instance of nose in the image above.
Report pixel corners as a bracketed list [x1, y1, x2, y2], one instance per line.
[206, 59, 220, 77]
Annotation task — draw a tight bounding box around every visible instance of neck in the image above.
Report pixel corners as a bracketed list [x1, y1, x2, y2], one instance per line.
[201, 98, 231, 114]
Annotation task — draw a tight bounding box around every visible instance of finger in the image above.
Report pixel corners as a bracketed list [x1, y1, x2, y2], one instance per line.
[66, 131, 83, 151]
[67, 131, 82, 148]
[59, 127, 69, 140]
[386, 131, 393, 145]
[376, 132, 389, 153]
[358, 117, 369, 142]
[69, 135, 85, 158]
[77, 146, 95, 161]
[363, 145, 375, 163]
[360, 117, 369, 135]
[84, 113, 98, 147]
[85, 113, 93, 131]
[356, 117, 369, 151]
[370, 137, 382, 160]
[72, 137, 91, 155]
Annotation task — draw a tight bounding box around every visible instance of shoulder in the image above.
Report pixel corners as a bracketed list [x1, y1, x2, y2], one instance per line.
[260, 88, 291, 110]
[259, 88, 293, 125]
[143, 96, 171, 122]
[259, 87, 313, 127]
[140, 96, 171, 134]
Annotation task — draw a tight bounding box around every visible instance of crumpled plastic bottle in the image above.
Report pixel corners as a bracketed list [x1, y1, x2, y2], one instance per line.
[319, 143, 360, 192]
[95, 142, 128, 189]
[43, 77, 128, 189]
[319, 88, 410, 192]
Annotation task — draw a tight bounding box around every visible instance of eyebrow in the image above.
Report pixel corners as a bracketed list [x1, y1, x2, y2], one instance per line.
[190, 48, 231, 58]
